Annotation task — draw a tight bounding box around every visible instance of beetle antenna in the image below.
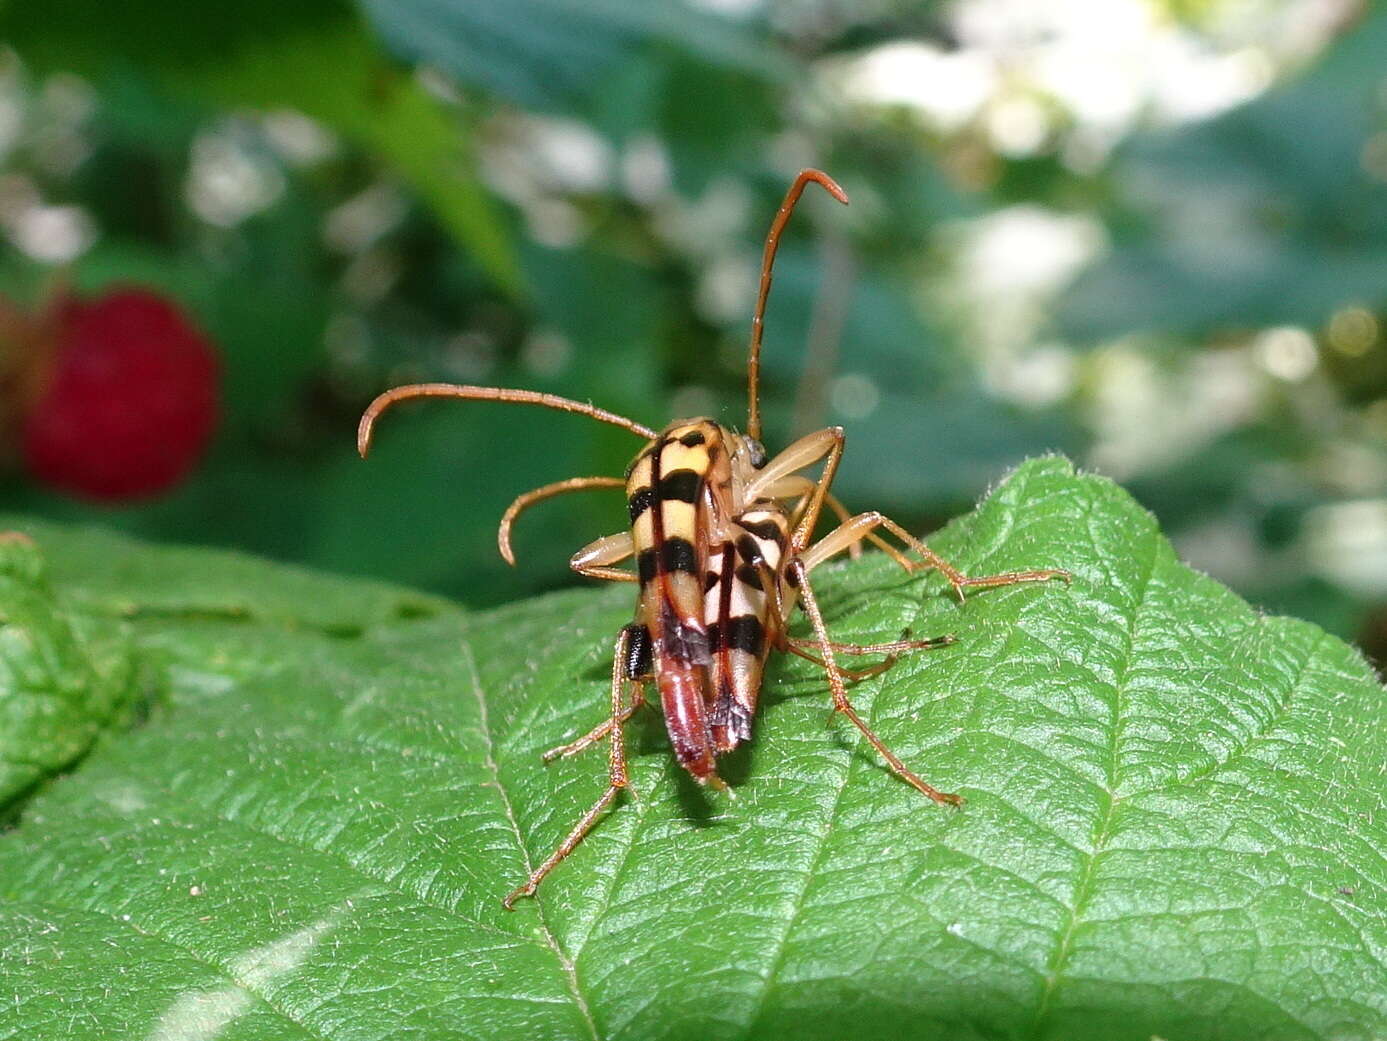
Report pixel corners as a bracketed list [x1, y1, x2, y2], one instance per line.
[358, 383, 658, 458]
[745, 168, 849, 443]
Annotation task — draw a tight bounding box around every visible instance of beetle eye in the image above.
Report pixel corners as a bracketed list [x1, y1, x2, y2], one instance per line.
[746, 438, 767, 468]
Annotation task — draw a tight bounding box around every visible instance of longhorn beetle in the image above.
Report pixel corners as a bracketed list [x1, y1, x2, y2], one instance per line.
[358, 169, 1069, 909]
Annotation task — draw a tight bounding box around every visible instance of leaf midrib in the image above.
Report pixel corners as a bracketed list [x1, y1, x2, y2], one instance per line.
[738, 571, 958, 1036]
[1029, 505, 1160, 1034]
[1025, 524, 1345, 1037]
[491, 553, 952, 1037]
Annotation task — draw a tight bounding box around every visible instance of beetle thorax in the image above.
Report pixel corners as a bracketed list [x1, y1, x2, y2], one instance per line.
[625, 419, 769, 529]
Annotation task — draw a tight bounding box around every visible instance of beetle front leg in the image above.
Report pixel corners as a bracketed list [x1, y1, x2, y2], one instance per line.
[744, 426, 846, 556]
[799, 511, 1069, 603]
[760, 474, 861, 558]
[570, 531, 637, 583]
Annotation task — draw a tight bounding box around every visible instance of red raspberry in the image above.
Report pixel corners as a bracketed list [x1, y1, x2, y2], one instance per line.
[21, 289, 220, 501]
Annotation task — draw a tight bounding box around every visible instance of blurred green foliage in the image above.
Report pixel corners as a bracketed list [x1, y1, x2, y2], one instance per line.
[0, 0, 1383, 665]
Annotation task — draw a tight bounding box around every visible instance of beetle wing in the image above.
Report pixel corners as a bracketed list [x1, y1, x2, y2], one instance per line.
[707, 507, 788, 752]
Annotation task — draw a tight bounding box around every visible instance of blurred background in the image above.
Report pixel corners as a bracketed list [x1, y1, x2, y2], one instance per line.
[0, 0, 1384, 668]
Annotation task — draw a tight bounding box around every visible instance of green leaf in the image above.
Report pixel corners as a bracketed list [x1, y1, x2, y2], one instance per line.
[194, 20, 525, 298]
[1058, 10, 1387, 341]
[0, 517, 452, 633]
[0, 534, 137, 813]
[357, 0, 786, 113]
[1, 458, 1383, 1040]
[0, 1, 523, 295]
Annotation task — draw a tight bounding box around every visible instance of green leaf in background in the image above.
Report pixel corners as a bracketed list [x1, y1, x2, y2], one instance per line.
[0, 0, 523, 295]
[1059, 9, 1387, 342]
[0, 458, 1383, 1040]
[0, 517, 451, 633]
[358, 0, 786, 114]
[197, 19, 525, 298]
[0, 534, 137, 814]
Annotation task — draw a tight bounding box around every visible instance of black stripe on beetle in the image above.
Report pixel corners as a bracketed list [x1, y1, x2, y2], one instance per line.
[623, 623, 653, 678]
[735, 563, 763, 590]
[715, 694, 753, 742]
[627, 486, 655, 523]
[725, 615, 765, 655]
[661, 537, 697, 574]
[678, 430, 706, 447]
[727, 701, 753, 741]
[657, 469, 701, 504]
[637, 548, 658, 584]
[735, 533, 764, 567]
[711, 674, 735, 723]
[739, 518, 785, 544]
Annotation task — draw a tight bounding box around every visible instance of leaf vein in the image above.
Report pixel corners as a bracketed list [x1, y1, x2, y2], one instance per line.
[1133, 630, 1328, 797]
[457, 633, 603, 1041]
[7, 898, 335, 1041]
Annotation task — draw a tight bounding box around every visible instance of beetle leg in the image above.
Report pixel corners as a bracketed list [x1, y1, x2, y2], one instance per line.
[782, 643, 898, 682]
[542, 689, 647, 762]
[783, 631, 955, 681]
[542, 621, 651, 759]
[785, 633, 955, 658]
[504, 627, 640, 909]
[789, 559, 961, 807]
[570, 531, 637, 583]
[498, 476, 625, 566]
[799, 511, 1069, 603]
[744, 427, 845, 557]
[760, 552, 949, 677]
[745, 427, 840, 497]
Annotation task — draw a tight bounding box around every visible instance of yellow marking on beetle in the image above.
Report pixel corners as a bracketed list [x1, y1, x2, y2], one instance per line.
[633, 510, 654, 549]
[660, 500, 698, 541]
[627, 454, 653, 492]
[656, 442, 710, 475]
